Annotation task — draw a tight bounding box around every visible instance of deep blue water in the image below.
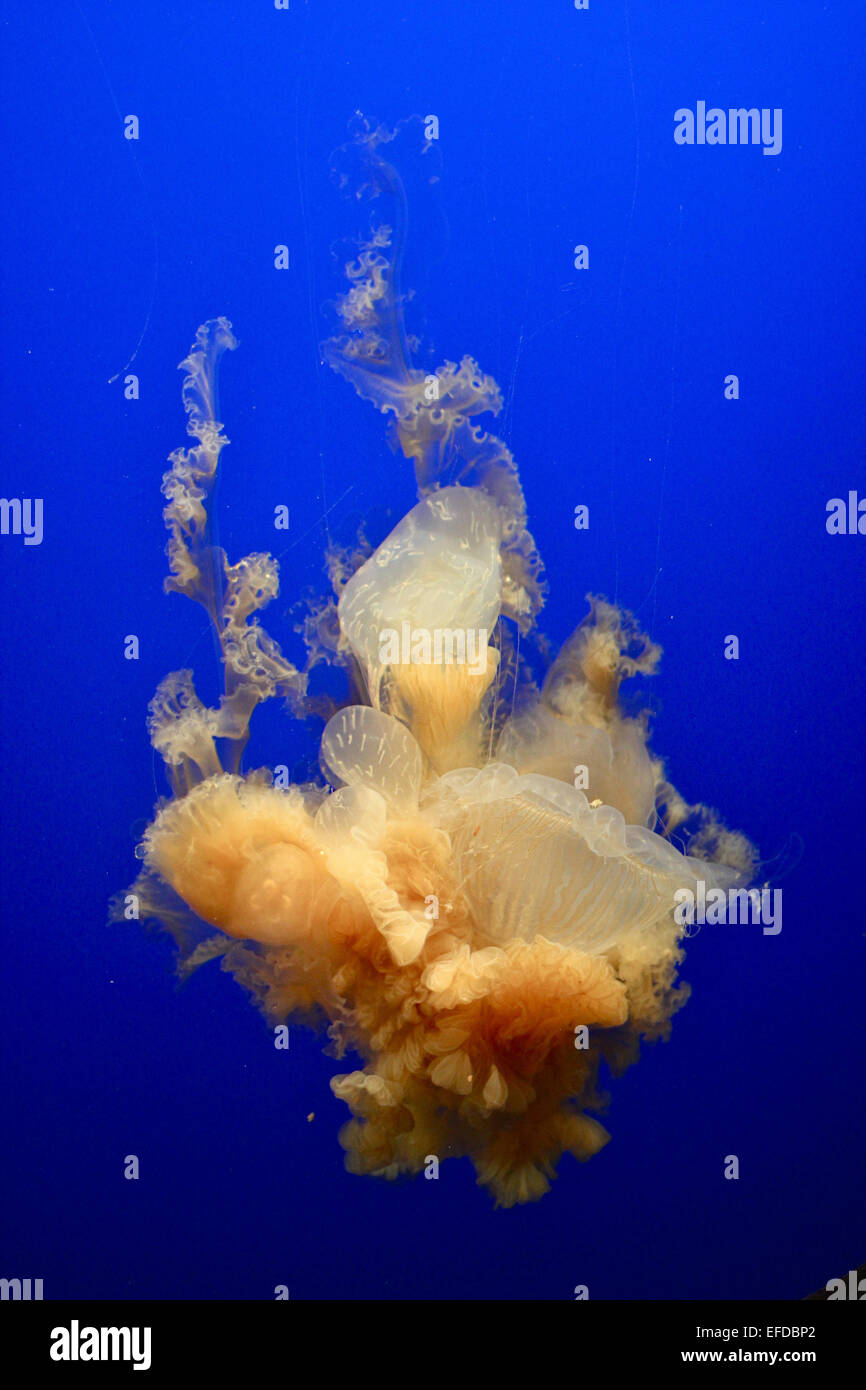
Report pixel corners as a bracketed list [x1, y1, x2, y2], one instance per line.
[1, 1, 864, 1301]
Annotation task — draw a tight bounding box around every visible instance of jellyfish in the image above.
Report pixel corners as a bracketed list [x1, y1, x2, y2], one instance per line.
[118, 117, 756, 1207]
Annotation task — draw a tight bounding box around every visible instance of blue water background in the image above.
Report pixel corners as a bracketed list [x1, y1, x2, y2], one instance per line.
[1, 1, 864, 1299]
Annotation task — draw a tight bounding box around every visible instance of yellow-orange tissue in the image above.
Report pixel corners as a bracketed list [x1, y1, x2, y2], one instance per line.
[118, 119, 755, 1206]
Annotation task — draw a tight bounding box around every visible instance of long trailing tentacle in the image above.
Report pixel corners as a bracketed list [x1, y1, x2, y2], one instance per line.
[321, 115, 546, 632]
[151, 318, 305, 794]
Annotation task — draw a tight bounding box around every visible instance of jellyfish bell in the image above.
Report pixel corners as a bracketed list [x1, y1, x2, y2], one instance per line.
[320, 704, 422, 813]
[424, 760, 739, 958]
[337, 485, 504, 771]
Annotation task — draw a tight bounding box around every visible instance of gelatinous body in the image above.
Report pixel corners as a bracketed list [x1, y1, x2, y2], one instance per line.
[119, 119, 755, 1205]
